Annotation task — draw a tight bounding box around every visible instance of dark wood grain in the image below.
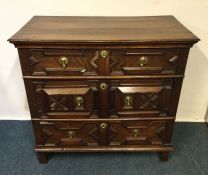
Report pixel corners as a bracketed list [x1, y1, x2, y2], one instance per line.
[8, 16, 199, 44]
[23, 75, 184, 79]
[9, 16, 199, 163]
[35, 119, 170, 148]
[32, 117, 176, 121]
[35, 146, 173, 152]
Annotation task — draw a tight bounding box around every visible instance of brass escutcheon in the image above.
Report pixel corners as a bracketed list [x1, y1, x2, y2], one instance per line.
[75, 96, 84, 108]
[138, 56, 149, 67]
[124, 95, 133, 107]
[68, 131, 75, 140]
[99, 50, 109, 58]
[59, 56, 69, 68]
[100, 123, 108, 129]
[99, 82, 108, 90]
[133, 129, 140, 137]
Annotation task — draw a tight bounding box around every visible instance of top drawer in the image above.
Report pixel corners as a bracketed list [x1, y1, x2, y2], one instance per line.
[110, 48, 181, 75]
[25, 48, 183, 76]
[27, 49, 98, 76]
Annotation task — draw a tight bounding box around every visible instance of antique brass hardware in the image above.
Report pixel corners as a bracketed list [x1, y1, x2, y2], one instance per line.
[67, 131, 75, 140]
[99, 82, 108, 90]
[81, 68, 87, 73]
[133, 129, 140, 137]
[100, 123, 108, 129]
[100, 50, 109, 58]
[124, 95, 133, 107]
[75, 96, 84, 107]
[138, 56, 149, 67]
[59, 56, 69, 68]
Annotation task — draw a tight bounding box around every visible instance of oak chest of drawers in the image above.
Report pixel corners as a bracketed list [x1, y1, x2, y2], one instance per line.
[9, 16, 199, 163]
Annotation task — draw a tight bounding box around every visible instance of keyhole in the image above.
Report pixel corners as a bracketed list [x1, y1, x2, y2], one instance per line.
[99, 83, 108, 90]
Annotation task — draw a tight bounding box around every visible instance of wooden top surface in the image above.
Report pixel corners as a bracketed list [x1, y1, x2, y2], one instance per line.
[8, 16, 199, 44]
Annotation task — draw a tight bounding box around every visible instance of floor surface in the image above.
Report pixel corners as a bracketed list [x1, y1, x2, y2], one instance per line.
[0, 121, 207, 175]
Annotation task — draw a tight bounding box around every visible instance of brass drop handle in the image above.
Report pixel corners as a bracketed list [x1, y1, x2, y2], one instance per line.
[75, 96, 84, 108]
[138, 56, 149, 67]
[59, 56, 69, 68]
[124, 95, 133, 107]
[68, 131, 75, 140]
[100, 122, 108, 129]
[81, 68, 87, 73]
[99, 82, 108, 90]
[133, 129, 140, 137]
[100, 50, 109, 58]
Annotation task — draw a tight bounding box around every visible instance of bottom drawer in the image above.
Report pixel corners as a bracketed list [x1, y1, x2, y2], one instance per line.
[37, 119, 168, 147]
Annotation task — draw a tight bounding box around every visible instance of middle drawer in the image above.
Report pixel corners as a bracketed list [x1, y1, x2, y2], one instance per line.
[33, 79, 173, 119]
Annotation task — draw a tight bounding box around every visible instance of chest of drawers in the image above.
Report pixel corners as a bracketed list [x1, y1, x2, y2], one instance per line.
[9, 16, 199, 163]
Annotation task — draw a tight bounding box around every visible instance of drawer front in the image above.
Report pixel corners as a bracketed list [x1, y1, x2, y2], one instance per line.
[110, 48, 180, 75]
[38, 119, 167, 147]
[39, 121, 99, 147]
[27, 48, 181, 76]
[109, 120, 166, 146]
[110, 79, 173, 117]
[33, 80, 99, 119]
[29, 49, 99, 76]
[33, 79, 173, 119]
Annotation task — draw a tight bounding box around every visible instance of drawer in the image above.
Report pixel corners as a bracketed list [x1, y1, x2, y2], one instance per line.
[39, 121, 99, 147]
[33, 79, 173, 119]
[110, 48, 180, 75]
[109, 120, 167, 146]
[38, 119, 167, 147]
[27, 48, 181, 76]
[33, 80, 99, 119]
[28, 49, 99, 76]
[110, 79, 173, 117]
